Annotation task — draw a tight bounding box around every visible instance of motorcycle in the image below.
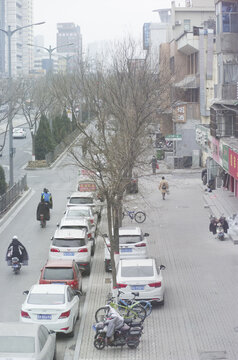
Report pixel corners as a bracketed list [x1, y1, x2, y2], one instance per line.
[93, 320, 142, 350]
[11, 257, 21, 274]
[39, 213, 46, 228]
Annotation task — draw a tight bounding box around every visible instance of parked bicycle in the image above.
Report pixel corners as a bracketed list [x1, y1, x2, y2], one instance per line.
[95, 291, 146, 322]
[123, 298, 152, 317]
[122, 207, 146, 223]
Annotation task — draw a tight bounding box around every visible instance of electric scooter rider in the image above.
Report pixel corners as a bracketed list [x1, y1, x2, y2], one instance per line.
[41, 188, 53, 209]
[36, 199, 50, 223]
[5, 236, 29, 265]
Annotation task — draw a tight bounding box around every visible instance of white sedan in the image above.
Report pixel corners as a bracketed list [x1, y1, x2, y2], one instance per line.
[114, 258, 165, 304]
[64, 205, 97, 227]
[13, 127, 26, 139]
[20, 284, 80, 336]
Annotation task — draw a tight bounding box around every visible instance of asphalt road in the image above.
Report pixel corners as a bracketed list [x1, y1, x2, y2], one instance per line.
[0, 150, 91, 359]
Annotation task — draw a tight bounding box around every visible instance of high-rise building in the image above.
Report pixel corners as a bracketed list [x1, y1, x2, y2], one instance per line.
[56, 22, 82, 67]
[0, 0, 33, 77]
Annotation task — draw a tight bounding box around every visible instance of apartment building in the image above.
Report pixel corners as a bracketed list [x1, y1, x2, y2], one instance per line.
[0, 0, 33, 77]
[157, 0, 216, 168]
[197, 0, 238, 196]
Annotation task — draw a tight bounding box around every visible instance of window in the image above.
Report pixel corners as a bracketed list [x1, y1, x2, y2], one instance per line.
[217, 113, 235, 136]
[221, 1, 238, 33]
[184, 19, 191, 32]
[121, 265, 154, 277]
[43, 267, 74, 280]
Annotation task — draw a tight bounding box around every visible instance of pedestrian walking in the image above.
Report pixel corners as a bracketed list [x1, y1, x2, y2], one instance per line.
[150, 155, 158, 174]
[159, 176, 169, 200]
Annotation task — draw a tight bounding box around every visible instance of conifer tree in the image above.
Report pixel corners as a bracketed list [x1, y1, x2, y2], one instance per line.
[35, 114, 55, 160]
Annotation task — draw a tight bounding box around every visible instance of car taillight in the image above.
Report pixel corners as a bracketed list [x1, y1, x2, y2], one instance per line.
[135, 243, 146, 247]
[90, 219, 94, 224]
[87, 233, 92, 239]
[71, 280, 78, 288]
[21, 310, 30, 318]
[116, 283, 127, 288]
[107, 244, 111, 248]
[50, 248, 60, 252]
[148, 282, 161, 288]
[78, 248, 88, 253]
[59, 310, 71, 319]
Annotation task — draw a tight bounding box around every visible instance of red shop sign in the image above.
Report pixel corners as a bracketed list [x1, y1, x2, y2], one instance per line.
[229, 149, 238, 180]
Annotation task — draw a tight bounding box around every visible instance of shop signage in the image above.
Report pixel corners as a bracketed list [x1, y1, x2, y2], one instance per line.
[229, 149, 238, 180]
[174, 104, 187, 123]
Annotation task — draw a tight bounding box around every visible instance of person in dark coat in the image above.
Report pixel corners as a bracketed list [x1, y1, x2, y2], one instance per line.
[209, 216, 218, 235]
[36, 200, 50, 221]
[150, 155, 158, 174]
[219, 216, 229, 233]
[6, 236, 29, 265]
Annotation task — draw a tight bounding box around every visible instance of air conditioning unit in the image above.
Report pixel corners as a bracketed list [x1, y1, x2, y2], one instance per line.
[175, 20, 182, 26]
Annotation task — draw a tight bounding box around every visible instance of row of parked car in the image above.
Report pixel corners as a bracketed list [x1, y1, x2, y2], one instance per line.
[104, 223, 165, 305]
[1, 176, 102, 359]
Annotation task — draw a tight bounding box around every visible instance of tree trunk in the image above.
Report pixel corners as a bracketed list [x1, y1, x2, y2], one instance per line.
[31, 133, 35, 161]
[107, 198, 117, 289]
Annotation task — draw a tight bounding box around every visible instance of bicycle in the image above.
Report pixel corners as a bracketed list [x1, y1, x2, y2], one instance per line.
[122, 298, 152, 317]
[122, 207, 146, 223]
[95, 291, 146, 322]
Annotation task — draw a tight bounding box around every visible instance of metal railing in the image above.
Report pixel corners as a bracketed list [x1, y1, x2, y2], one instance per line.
[0, 174, 27, 216]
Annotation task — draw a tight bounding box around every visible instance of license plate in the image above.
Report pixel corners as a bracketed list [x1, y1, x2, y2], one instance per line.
[120, 248, 132, 253]
[37, 314, 52, 320]
[64, 252, 74, 256]
[13, 264, 19, 268]
[131, 285, 144, 290]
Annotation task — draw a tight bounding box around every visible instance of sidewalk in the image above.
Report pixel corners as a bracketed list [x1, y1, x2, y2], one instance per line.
[202, 186, 238, 244]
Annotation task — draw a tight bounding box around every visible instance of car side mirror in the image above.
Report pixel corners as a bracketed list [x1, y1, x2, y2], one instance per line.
[160, 265, 166, 270]
[56, 223, 59, 227]
[51, 236, 53, 241]
[23, 290, 29, 295]
[144, 233, 149, 237]
[67, 196, 70, 199]
[49, 330, 56, 334]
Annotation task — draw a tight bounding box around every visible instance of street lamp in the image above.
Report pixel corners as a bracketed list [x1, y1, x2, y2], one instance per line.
[27, 43, 74, 73]
[0, 21, 45, 187]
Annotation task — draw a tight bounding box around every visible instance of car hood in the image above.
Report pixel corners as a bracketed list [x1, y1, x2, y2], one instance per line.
[0, 354, 36, 359]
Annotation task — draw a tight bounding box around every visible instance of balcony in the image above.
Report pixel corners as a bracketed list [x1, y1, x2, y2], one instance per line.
[177, 32, 199, 55]
[214, 83, 238, 101]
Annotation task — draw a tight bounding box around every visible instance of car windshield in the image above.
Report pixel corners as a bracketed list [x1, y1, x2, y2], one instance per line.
[119, 235, 142, 244]
[43, 268, 74, 280]
[60, 225, 88, 231]
[121, 266, 154, 277]
[0, 336, 35, 353]
[52, 238, 86, 247]
[66, 209, 91, 217]
[28, 293, 65, 305]
[70, 197, 93, 205]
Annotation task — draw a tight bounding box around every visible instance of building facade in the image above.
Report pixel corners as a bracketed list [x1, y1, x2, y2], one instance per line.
[197, 0, 238, 196]
[0, 0, 33, 77]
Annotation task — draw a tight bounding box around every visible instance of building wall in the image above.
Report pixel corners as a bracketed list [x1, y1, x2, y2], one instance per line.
[175, 120, 201, 156]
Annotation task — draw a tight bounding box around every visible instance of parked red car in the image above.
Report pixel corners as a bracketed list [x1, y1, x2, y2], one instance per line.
[39, 259, 83, 292]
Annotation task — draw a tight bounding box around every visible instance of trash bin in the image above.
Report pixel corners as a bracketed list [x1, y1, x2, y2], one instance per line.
[157, 149, 164, 160]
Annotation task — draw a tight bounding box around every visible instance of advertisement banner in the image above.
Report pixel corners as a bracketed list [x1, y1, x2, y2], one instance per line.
[229, 149, 238, 180]
[222, 144, 229, 172]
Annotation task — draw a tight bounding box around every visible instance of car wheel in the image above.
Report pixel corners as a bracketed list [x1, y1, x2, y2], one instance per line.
[85, 264, 91, 276]
[91, 241, 95, 256]
[68, 320, 75, 338]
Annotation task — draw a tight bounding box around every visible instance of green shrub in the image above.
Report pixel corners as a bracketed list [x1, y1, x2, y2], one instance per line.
[35, 114, 55, 160]
[0, 165, 7, 195]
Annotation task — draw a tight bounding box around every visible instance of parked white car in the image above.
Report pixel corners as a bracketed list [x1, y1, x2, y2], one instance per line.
[49, 228, 92, 275]
[57, 217, 96, 256]
[64, 205, 98, 228]
[20, 284, 80, 336]
[114, 258, 165, 304]
[0, 322, 56, 359]
[104, 226, 149, 272]
[13, 127, 26, 139]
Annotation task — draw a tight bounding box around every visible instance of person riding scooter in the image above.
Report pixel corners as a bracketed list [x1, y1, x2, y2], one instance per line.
[6, 236, 29, 265]
[41, 188, 53, 209]
[36, 199, 50, 223]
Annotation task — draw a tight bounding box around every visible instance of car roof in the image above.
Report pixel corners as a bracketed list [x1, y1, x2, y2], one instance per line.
[120, 258, 154, 267]
[54, 228, 86, 238]
[30, 284, 67, 294]
[44, 259, 74, 268]
[59, 217, 89, 226]
[0, 322, 43, 336]
[66, 206, 92, 212]
[69, 191, 94, 198]
[119, 226, 142, 236]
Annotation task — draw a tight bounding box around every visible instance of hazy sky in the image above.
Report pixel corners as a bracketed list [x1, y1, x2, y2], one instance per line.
[33, 0, 172, 49]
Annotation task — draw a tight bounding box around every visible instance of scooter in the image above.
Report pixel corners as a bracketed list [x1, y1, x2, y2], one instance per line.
[39, 214, 46, 228]
[11, 257, 21, 274]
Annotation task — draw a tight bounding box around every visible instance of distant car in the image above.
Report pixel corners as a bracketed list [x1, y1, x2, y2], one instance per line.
[20, 284, 80, 337]
[64, 205, 98, 228]
[0, 322, 56, 359]
[114, 258, 165, 304]
[66, 191, 96, 208]
[57, 217, 96, 256]
[104, 226, 149, 272]
[39, 259, 83, 292]
[49, 228, 92, 275]
[13, 127, 26, 139]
